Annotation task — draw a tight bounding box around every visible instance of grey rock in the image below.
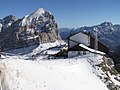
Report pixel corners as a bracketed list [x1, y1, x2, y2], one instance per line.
[0, 8, 61, 50]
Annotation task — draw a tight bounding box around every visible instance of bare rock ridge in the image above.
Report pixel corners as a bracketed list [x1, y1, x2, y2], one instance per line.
[0, 8, 61, 50]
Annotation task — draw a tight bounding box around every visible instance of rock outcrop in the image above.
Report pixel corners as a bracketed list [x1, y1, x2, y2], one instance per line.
[0, 8, 61, 50]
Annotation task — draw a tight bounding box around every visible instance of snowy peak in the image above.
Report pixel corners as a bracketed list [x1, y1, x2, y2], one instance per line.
[99, 22, 113, 27]
[20, 8, 51, 26]
[28, 8, 45, 20]
[32, 8, 45, 15]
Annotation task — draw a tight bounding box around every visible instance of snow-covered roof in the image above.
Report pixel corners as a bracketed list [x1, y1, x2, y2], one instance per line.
[79, 44, 105, 55]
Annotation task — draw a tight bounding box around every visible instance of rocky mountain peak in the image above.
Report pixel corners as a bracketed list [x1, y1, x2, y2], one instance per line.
[0, 8, 61, 50]
[20, 8, 52, 26]
[32, 8, 45, 15]
[0, 15, 18, 29]
[3, 15, 18, 24]
[99, 22, 113, 27]
[27, 8, 45, 22]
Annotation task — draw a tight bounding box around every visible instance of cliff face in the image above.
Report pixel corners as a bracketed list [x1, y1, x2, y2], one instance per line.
[0, 8, 61, 50]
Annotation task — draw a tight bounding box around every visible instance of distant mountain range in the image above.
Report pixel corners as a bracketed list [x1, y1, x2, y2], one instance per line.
[0, 8, 61, 50]
[59, 22, 120, 64]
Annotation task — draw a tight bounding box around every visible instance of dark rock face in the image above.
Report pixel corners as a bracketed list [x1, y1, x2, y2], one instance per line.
[1, 15, 18, 30]
[0, 8, 61, 50]
[3, 15, 18, 24]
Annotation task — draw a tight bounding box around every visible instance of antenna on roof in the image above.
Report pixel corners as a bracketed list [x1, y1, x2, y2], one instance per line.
[94, 27, 98, 50]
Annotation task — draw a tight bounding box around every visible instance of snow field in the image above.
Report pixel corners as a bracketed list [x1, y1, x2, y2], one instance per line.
[0, 56, 108, 90]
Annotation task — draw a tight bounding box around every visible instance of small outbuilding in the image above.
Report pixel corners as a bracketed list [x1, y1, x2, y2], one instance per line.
[68, 32, 108, 58]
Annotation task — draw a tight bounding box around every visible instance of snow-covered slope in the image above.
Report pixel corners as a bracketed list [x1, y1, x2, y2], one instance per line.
[0, 55, 109, 90]
[0, 42, 120, 90]
[6, 41, 65, 60]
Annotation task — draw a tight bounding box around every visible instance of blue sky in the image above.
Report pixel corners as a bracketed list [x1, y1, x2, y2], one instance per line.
[0, 0, 120, 28]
